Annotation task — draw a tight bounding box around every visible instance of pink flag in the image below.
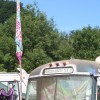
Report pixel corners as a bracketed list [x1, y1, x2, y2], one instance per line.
[15, 0, 23, 64]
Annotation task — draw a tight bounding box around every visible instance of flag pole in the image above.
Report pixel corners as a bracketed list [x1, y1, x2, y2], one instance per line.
[16, 0, 23, 100]
[19, 61, 22, 100]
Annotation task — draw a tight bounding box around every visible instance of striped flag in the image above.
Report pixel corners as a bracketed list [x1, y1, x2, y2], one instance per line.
[15, 0, 23, 64]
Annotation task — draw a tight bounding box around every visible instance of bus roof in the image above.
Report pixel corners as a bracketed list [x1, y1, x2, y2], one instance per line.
[0, 68, 29, 82]
[0, 72, 20, 81]
[29, 59, 100, 78]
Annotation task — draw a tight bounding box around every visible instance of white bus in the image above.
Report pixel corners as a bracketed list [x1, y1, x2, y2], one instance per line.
[26, 57, 100, 100]
[0, 68, 29, 100]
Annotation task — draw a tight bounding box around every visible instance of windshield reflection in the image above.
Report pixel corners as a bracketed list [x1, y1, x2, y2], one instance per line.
[26, 76, 93, 100]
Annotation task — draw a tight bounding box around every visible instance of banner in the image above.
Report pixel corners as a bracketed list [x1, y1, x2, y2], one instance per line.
[15, 0, 23, 64]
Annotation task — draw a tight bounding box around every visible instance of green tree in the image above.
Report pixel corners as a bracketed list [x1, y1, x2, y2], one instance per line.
[69, 26, 100, 60]
[0, 0, 23, 23]
[53, 32, 73, 60]
[0, 1, 100, 73]
[21, 4, 61, 72]
[0, 3, 62, 72]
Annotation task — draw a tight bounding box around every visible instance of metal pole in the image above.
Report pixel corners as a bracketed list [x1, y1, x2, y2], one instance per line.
[19, 63, 22, 100]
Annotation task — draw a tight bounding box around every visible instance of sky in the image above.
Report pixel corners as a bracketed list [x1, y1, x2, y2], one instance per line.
[20, 0, 100, 33]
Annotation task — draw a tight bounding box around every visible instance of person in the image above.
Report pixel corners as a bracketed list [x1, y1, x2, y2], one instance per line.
[13, 90, 18, 100]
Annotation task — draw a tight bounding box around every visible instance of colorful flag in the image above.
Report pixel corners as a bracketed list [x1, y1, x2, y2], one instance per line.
[15, 0, 23, 64]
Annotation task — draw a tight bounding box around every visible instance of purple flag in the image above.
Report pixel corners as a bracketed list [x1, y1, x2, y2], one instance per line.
[15, 0, 23, 64]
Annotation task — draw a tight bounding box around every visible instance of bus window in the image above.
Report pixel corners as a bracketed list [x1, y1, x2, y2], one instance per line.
[8, 82, 19, 100]
[40, 76, 92, 100]
[56, 76, 92, 100]
[41, 77, 56, 100]
[0, 82, 8, 92]
[26, 76, 93, 100]
[26, 81, 37, 100]
[0, 81, 19, 100]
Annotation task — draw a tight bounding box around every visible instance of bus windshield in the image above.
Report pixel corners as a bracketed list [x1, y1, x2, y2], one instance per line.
[26, 76, 93, 100]
[0, 81, 19, 100]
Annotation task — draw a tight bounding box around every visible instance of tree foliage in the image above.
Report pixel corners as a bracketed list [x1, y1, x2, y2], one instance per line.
[0, 1, 100, 73]
[0, 2, 64, 72]
[0, 0, 23, 23]
[69, 26, 100, 60]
